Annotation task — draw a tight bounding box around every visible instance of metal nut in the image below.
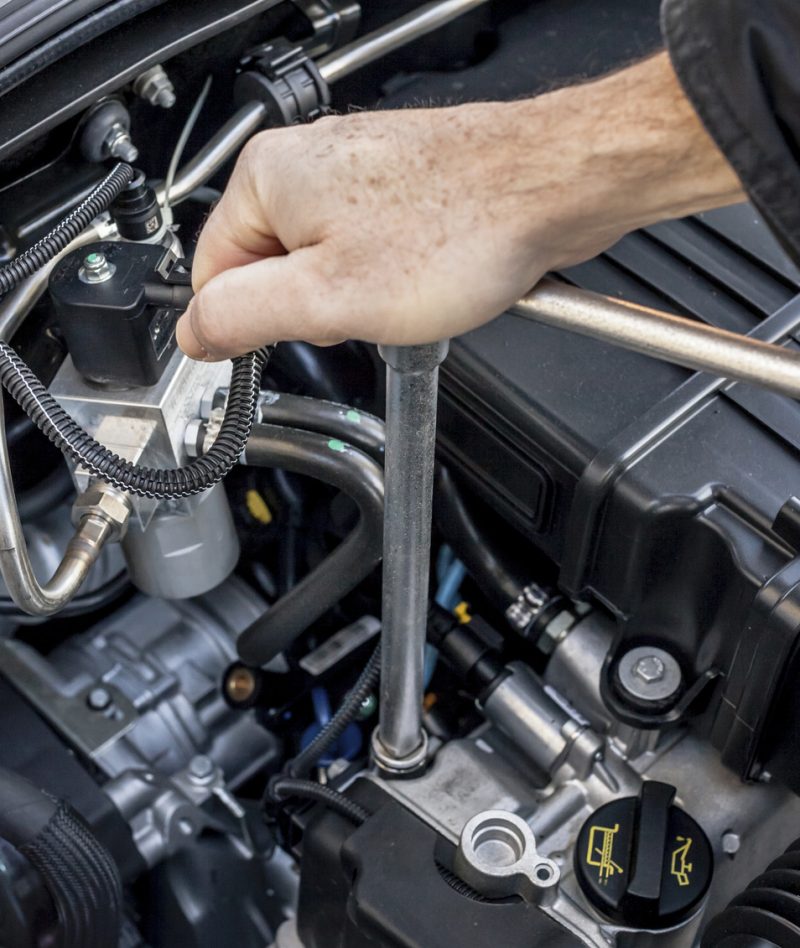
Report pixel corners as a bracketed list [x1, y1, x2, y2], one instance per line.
[72, 484, 131, 540]
[133, 64, 176, 109]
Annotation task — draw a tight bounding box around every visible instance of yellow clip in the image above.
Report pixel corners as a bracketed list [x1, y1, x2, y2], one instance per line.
[245, 489, 273, 525]
[454, 601, 472, 624]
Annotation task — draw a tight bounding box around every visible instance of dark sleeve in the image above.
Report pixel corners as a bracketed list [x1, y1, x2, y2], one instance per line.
[661, 0, 800, 264]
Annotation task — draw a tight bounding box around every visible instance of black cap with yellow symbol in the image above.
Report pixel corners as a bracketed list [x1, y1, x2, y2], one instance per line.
[575, 781, 712, 930]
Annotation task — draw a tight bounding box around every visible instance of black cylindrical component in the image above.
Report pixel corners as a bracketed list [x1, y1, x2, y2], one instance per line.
[238, 424, 384, 666]
[0, 768, 123, 948]
[434, 466, 525, 611]
[702, 836, 800, 947]
[109, 168, 162, 240]
[575, 781, 712, 930]
[429, 606, 506, 696]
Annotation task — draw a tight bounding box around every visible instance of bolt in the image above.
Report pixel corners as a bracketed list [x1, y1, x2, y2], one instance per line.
[86, 687, 112, 711]
[633, 655, 666, 684]
[721, 832, 741, 856]
[133, 64, 177, 109]
[104, 123, 139, 162]
[188, 754, 215, 783]
[79, 250, 117, 285]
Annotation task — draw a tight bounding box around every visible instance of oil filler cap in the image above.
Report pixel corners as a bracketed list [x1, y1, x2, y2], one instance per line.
[575, 781, 712, 929]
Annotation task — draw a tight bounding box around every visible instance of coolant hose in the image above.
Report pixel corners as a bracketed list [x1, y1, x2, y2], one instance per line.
[0, 161, 271, 500]
[237, 424, 384, 666]
[0, 768, 122, 948]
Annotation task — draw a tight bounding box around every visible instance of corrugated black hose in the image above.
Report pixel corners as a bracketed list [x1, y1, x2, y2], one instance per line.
[0, 162, 272, 500]
[0, 768, 122, 948]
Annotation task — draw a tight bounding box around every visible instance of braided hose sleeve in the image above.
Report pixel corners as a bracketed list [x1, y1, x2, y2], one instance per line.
[269, 777, 370, 825]
[287, 644, 381, 778]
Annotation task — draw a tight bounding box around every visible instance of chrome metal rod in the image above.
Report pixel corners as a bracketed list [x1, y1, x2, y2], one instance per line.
[513, 278, 800, 401]
[155, 101, 267, 207]
[374, 340, 448, 775]
[0, 391, 128, 615]
[318, 0, 490, 84]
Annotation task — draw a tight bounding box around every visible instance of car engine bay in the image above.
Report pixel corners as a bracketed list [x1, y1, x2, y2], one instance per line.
[0, 1, 799, 946]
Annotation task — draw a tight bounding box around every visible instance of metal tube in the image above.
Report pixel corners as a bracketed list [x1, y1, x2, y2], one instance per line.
[0, 391, 128, 615]
[374, 340, 449, 774]
[513, 278, 800, 401]
[318, 0, 490, 84]
[154, 101, 267, 207]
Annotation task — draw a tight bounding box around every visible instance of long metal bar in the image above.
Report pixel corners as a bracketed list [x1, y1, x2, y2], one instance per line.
[374, 340, 448, 775]
[513, 278, 800, 401]
[318, 0, 490, 84]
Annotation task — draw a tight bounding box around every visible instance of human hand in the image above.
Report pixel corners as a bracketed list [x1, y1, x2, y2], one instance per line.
[177, 53, 742, 360]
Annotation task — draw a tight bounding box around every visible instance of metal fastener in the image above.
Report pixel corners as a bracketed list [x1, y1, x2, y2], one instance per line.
[86, 687, 112, 711]
[617, 646, 683, 704]
[104, 123, 139, 162]
[633, 655, 665, 684]
[79, 251, 116, 285]
[188, 755, 215, 784]
[721, 831, 741, 856]
[133, 64, 177, 109]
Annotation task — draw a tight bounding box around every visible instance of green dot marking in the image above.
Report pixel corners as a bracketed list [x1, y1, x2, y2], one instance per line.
[328, 439, 347, 453]
[345, 410, 361, 424]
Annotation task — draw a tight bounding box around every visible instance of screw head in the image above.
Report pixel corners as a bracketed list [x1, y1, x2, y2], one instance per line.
[633, 655, 666, 683]
[86, 687, 112, 711]
[188, 755, 215, 781]
[721, 832, 741, 856]
[616, 646, 683, 705]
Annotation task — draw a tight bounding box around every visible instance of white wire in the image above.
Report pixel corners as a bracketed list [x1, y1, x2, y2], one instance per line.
[162, 74, 213, 221]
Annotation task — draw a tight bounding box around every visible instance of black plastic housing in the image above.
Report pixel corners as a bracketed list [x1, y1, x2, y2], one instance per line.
[49, 240, 179, 387]
[437, 205, 800, 790]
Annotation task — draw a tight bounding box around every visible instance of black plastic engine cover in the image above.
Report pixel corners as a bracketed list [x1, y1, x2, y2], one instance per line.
[438, 205, 800, 790]
[295, 781, 580, 948]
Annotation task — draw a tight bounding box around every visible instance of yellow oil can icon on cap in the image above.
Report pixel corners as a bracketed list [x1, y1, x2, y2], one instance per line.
[670, 836, 693, 887]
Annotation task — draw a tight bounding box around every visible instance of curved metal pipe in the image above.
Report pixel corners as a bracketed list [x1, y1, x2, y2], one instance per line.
[154, 100, 267, 207]
[513, 278, 800, 401]
[0, 393, 126, 615]
[237, 423, 384, 666]
[317, 0, 490, 84]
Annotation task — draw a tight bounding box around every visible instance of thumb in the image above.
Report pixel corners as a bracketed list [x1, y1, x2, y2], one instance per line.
[176, 247, 347, 361]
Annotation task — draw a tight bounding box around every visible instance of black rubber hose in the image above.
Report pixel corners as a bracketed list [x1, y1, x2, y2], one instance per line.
[434, 466, 526, 611]
[238, 424, 384, 667]
[702, 836, 800, 946]
[0, 0, 167, 97]
[0, 768, 122, 948]
[287, 644, 381, 778]
[0, 161, 272, 500]
[259, 391, 386, 464]
[0, 0, 109, 69]
[269, 777, 370, 826]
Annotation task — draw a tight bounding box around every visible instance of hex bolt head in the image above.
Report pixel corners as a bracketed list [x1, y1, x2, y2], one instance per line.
[633, 655, 666, 684]
[87, 687, 112, 711]
[188, 754, 215, 783]
[133, 64, 177, 109]
[104, 123, 139, 163]
[617, 646, 683, 705]
[721, 832, 741, 856]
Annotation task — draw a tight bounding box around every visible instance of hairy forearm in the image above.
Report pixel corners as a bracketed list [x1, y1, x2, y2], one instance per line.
[179, 51, 744, 358]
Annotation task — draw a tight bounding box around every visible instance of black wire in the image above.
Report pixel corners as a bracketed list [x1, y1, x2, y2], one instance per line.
[287, 644, 381, 778]
[0, 161, 272, 501]
[268, 777, 370, 826]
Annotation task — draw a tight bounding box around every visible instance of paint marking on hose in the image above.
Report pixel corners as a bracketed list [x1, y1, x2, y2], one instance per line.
[345, 409, 361, 424]
[328, 439, 347, 453]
